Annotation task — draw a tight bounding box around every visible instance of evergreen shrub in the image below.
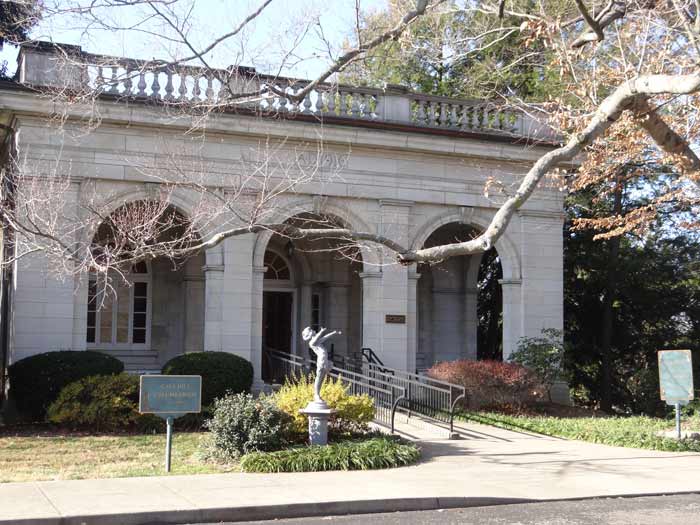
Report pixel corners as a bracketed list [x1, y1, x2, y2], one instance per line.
[162, 352, 253, 406]
[8, 350, 123, 420]
[205, 392, 291, 460]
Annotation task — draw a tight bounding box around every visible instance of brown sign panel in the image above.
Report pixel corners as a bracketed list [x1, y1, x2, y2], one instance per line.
[385, 314, 406, 324]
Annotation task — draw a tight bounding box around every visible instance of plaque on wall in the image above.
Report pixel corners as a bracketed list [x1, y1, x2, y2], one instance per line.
[385, 314, 406, 324]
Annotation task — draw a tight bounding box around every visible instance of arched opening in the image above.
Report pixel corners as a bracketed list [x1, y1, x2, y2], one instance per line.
[416, 222, 503, 369]
[261, 212, 363, 363]
[87, 202, 205, 370]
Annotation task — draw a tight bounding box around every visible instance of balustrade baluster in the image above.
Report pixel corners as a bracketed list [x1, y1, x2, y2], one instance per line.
[472, 106, 482, 128]
[164, 71, 174, 101]
[460, 105, 470, 130]
[192, 75, 202, 102]
[427, 101, 437, 126]
[302, 90, 313, 113]
[151, 70, 161, 99]
[416, 100, 426, 125]
[205, 73, 214, 101]
[108, 67, 119, 94]
[137, 69, 147, 97]
[326, 90, 336, 115]
[178, 71, 188, 101]
[350, 92, 361, 117]
[278, 86, 288, 113]
[96, 66, 104, 92]
[338, 91, 348, 115]
[439, 102, 448, 127]
[123, 67, 133, 95]
[450, 104, 459, 128]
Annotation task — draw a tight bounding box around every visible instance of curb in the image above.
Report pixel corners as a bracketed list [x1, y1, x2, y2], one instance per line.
[4, 491, 700, 525]
[0, 496, 536, 525]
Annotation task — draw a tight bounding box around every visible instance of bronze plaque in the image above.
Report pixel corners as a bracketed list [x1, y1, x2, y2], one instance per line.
[385, 314, 406, 324]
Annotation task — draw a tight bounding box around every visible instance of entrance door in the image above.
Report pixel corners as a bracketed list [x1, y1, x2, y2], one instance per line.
[262, 291, 293, 353]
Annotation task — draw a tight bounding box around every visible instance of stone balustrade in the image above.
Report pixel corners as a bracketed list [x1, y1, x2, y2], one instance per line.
[16, 41, 557, 142]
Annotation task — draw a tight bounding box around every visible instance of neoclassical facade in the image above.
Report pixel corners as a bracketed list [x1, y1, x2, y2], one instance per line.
[0, 43, 564, 386]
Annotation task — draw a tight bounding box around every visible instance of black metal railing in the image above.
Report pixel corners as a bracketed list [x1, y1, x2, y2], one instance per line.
[264, 348, 405, 432]
[264, 348, 466, 436]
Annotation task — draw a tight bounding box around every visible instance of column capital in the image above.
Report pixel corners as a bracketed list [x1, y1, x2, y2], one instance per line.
[253, 265, 267, 274]
[359, 271, 382, 279]
[498, 278, 522, 286]
[202, 265, 224, 273]
[408, 272, 421, 281]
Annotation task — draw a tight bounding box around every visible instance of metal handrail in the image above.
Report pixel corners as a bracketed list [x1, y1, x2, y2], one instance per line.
[264, 348, 405, 433]
[264, 348, 467, 437]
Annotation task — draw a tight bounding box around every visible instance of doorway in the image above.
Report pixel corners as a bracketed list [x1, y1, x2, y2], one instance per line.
[262, 291, 294, 353]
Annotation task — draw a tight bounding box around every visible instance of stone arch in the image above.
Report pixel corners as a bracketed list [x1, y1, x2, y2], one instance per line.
[410, 209, 521, 280]
[79, 184, 214, 248]
[252, 197, 377, 272]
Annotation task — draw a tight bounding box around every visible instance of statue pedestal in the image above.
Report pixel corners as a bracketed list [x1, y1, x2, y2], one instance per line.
[299, 401, 335, 446]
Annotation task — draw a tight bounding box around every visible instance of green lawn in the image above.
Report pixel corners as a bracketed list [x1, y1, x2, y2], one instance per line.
[0, 431, 232, 483]
[459, 411, 700, 452]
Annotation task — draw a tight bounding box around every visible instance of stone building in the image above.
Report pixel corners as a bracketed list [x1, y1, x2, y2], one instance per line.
[0, 43, 564, 389]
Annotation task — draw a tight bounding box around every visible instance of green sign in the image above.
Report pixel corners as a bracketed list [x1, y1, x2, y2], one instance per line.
[658, 350, 694, 405]
[139, 375, 201, 417]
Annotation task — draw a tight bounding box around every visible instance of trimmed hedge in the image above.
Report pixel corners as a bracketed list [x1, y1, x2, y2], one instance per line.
[162, 352, 253, 406]
[239, 436, 421, 473]
[8, 350, 124, 420]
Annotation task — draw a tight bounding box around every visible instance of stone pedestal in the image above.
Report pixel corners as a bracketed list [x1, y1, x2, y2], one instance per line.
[299, 401, 335, 446]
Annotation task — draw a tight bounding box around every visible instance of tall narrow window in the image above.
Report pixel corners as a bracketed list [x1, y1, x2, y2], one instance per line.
[311, 293, 321, 331]
[86, 263, 151, 348]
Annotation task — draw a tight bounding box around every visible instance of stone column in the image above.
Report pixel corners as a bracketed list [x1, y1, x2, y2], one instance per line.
[464, 288, 478, 360]
[518, 210, 565, 346]
[203, 245, 224, 352]
[360, 271, 383, 355]
[406, 271, 421, 373]
[500, 278, 523, 360]
[298, 281, 313, 356]
[325, 283, 350, 358]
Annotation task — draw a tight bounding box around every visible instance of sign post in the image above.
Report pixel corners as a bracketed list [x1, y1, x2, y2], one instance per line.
[139, 375, 202, 472]
[658, 350, 694, 439]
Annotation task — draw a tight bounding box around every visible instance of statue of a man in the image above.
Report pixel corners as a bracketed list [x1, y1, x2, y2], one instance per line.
[301, 326, 341, 403]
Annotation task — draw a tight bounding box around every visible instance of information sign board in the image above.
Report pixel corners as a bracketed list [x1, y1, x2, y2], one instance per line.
[658, 350, 694, 405]
[139, 375, 201, 416]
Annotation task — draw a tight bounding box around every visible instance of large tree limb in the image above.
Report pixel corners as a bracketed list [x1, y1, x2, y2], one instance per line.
[394, 72, 700, 263]
[571, 0, 627, 48]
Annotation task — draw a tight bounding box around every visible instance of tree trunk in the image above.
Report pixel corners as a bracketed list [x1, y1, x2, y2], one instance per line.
[599, 177, 624, 412]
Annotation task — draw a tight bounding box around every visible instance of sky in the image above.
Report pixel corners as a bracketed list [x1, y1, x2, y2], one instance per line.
[2, 0, 388, 79]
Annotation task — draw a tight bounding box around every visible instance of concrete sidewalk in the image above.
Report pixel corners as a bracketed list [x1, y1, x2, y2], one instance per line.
[2, 420, 700, 525]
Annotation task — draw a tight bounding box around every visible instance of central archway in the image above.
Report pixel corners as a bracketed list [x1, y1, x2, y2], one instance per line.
[260, 212, 364, 364]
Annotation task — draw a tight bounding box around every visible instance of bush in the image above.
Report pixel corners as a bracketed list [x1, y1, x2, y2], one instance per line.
[162, 352, 253, 406]
[274, 375, 375, 435]
[511, 328, 566, 400]
[8, 350, 124, 420]
[205, 392, 291, 461]
[428, 359, 545, 410]
[47, 374, 209, 433]
[239, 436, 421, 473]
[46, 373, 159, 432]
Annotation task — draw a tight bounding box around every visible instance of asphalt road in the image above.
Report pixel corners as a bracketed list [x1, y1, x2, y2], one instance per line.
[196, 493, 700, 525]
